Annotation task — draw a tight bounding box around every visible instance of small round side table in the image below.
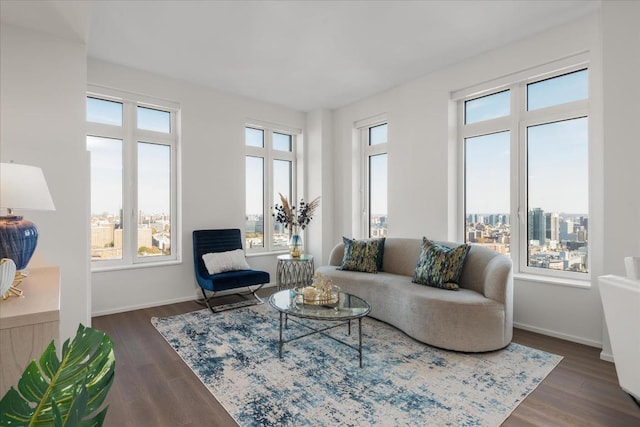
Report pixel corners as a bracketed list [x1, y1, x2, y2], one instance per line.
[276, 254, 314, 291]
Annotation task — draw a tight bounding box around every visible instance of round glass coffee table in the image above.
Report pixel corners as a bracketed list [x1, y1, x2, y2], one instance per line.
[269, 289, 371, 367]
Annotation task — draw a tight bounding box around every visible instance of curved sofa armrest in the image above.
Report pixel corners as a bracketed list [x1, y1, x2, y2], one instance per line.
[328, 242, 345, 266]
[459, 245, 512, 304]
[481, 254, 513, 305]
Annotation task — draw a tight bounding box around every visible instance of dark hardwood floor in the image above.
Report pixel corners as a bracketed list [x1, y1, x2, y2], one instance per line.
[92, 291, 640, 427]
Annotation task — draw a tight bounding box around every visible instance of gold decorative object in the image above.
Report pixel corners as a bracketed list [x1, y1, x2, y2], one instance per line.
[296, 272, 339, 305]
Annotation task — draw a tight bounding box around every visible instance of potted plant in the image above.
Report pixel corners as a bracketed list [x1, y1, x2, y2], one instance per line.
[0, 324, 115, 426]
[273, 193, 320, 257]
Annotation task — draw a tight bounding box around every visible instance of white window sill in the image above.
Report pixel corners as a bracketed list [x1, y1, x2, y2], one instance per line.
[91, 259, 182, 273]
[514, 273, 591, 289]
[246, 250, 289, 258]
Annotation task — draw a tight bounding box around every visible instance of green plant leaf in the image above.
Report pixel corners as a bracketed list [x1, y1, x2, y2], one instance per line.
[0, 324, 115, 427]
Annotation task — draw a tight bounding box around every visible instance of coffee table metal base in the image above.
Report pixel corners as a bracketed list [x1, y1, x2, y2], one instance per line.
[278, 312, 365, 368]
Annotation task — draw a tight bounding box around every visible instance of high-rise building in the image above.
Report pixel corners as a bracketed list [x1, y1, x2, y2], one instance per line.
[528, 208, 546, 245]
[545, 212, 559, 241]
[560, 219, 574, 240]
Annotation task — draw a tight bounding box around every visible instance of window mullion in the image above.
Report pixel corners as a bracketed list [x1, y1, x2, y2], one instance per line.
[512, 83, 524, 274]
[265, 131, 274, 252]
[124, 102, 137, 265]
[361, 128, 369, 238]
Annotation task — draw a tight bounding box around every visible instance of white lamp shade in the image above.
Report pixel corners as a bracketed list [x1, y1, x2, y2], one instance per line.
[0, 163, 56, 212]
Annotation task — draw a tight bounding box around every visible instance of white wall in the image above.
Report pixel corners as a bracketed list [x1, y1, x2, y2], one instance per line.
[332, 13, 616, 348]
[306, 109, 334, 264]
[602, 2, 640, 281]
[88, 59, 306, 315]
[1, 24, 90, 342]
[600, 0, 640, 359]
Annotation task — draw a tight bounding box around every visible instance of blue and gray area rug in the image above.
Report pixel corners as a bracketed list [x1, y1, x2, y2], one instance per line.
[151, 304, 561, 426]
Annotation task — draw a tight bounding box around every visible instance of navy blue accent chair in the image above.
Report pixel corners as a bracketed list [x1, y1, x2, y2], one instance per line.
[193, 229, 270, 312]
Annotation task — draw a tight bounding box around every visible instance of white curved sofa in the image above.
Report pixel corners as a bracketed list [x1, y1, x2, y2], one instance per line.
[315, 238, 513, 352]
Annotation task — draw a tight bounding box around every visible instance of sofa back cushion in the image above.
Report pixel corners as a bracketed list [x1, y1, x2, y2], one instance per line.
[339, 237, 386, 273]
[412, 238, 471, 290]
[380, 238, 423, 276]
[327, 237, 510, 294]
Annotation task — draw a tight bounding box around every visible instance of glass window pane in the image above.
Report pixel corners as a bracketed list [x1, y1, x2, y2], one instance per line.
[87, 136, 123, 260]
[137, 106, 171, 133]
[369, 153, 387, 237]
[370, 124, 387, 146]
[246, 127, 264, 148]
[273, 160, 292, 247]
[137, 142, 171, 258]
[527, 69, 588, 111]
[464, 131, 511, 256]
[465, 90, 510, 124]
[87, 97, 122, 126]
[273, 132, 292, 151]
[527, 117, 588, 273]
[246, 156, 264, 248]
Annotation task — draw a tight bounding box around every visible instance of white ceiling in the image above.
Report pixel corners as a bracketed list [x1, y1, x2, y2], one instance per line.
[2, 1, 601, 112]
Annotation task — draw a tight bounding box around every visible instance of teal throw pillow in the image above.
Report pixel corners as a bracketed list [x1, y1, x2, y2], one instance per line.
[413, 238, 470, 290]
[339, 237, 385, 273]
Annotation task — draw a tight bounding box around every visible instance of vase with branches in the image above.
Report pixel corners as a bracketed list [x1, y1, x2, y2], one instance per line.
[273, 193, 320, 257]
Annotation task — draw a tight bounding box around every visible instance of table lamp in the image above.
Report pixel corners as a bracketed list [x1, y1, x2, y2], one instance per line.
[0, 162, 56, 296]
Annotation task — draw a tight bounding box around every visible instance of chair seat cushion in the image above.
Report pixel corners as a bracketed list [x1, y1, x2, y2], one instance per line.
[201, 269, 270, 292]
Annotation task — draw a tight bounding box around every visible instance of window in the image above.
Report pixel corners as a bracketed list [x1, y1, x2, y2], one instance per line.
[363, 122, 388, 238]
[459, 63, 589, 279]
[245, 125, 297, 252]
[86, 88, 179, 268]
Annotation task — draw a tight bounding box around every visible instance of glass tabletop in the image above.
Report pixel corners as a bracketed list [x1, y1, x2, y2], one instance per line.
[277, 254, 313, 262]
[269, 289, 371, 321]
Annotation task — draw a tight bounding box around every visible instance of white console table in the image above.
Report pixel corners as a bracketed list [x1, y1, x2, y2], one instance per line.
[0, 266, 60, 396]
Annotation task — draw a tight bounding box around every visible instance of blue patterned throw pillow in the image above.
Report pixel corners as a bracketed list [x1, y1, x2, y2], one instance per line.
[413, 238, 470, 290]
[339, 237, 385, 273]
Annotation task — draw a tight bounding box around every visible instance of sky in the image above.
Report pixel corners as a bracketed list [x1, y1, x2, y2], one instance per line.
[465, 69, 589, 215]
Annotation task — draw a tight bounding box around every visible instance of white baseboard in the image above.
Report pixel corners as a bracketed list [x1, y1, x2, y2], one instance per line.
[599, 351, 614, 363]
[92, 294, 199, 317]
[513, 322, 603, 349]
[92, 282, 277, 317]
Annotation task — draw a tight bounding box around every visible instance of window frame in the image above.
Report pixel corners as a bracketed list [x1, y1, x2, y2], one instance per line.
[245, 121, 299, 254]
[87, 85, 180, 270]
[357, 116, 388, 238]
[457, 60, 590, 281]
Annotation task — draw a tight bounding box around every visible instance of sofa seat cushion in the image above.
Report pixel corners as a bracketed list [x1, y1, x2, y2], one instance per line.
[316, 265, 508, 352]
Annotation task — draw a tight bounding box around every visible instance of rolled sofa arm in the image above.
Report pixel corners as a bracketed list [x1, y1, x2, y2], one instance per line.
[328, 243, 345, 266]
[482, 255, 513, 305]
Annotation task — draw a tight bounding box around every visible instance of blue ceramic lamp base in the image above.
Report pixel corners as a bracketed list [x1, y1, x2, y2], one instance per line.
[0, 215, 39, 271]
